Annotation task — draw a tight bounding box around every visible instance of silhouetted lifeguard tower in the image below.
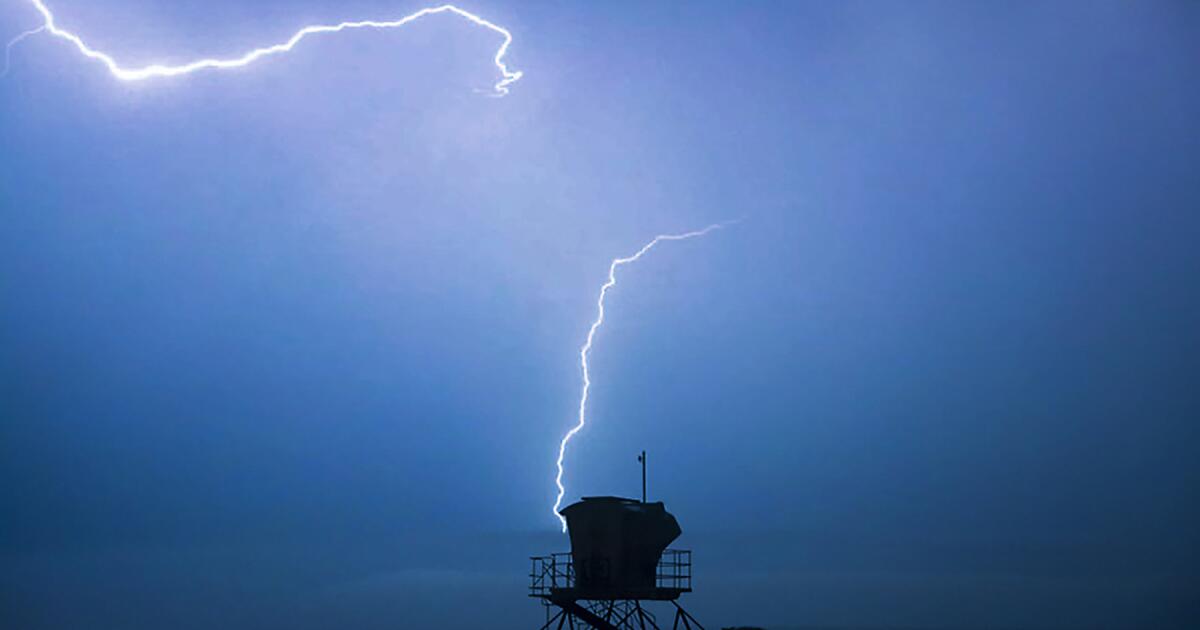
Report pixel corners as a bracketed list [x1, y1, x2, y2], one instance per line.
[530, 453, 704, 629]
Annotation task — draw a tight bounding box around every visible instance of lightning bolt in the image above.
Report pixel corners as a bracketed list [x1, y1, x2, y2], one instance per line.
[553, 222, 735, 531]
[7, 0, 522, 94]
[5, 1, 733, 533]
[1, 25, 44, 78]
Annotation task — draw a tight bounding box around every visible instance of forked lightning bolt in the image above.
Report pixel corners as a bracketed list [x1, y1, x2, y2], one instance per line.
[4, 1, 731, 533]
[553, 222, 733, 531]
[6, 0, 522, 94]
[1, 25, 43, 78]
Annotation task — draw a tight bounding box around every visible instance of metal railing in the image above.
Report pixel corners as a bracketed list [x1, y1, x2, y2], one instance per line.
[529, 552, 575, 596]
[529, 549, 691, 597]
[655, 549, 691, 591]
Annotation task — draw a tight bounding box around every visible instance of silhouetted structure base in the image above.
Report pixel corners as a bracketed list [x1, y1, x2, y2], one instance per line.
[531, 549, 702, 629]
[537, 598, 704, 630]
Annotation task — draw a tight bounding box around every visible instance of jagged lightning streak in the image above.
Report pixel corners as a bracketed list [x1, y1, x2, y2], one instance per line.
[553, 222, 734, 531]
[1, 25, 44, 78]
[8, 0, 522, 94]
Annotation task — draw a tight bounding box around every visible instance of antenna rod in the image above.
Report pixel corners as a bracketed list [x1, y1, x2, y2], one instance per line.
[639, 450, 647, 503]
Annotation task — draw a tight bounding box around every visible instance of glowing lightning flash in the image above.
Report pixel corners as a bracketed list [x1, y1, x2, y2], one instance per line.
[1, 25, 44, 78]
[7, 0, 522, 94]
[552, 223, 733, 531]
[6, 0, 732, 534]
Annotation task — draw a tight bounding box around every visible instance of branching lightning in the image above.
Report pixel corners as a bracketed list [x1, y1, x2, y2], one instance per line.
[1, 25, 43, 78]
[7, 0, 522, 94]
[552, 222, 734, 531]
[5, 1, 733, 534]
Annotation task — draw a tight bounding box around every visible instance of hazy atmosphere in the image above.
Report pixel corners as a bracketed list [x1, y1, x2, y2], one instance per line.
[2, 1, 1198, 628]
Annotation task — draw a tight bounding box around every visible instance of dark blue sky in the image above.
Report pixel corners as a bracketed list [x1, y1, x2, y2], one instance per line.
[2, 1, 1198, 628]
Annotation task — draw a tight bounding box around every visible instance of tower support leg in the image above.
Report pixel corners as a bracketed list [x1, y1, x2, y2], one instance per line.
[670, 601, 705, 630]
[537, 606, 568, 630]
[539, 599, 697, 630]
